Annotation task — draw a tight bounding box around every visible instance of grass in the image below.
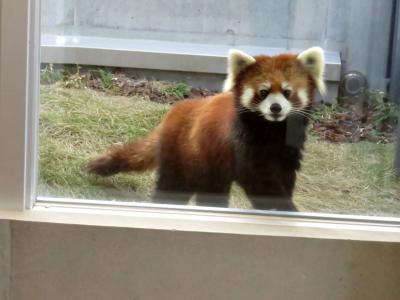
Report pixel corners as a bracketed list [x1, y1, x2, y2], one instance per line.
[39, 82, 400, 216]
[39, 83, 169, 201]
[295, 137, 399, 215]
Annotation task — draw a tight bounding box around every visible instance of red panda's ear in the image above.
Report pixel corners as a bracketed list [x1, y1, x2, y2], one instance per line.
[223, 49, 256, 92]
[297, 47, 326, 95]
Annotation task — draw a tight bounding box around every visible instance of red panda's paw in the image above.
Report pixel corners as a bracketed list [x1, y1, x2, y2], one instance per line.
[86, 154, 124, 177]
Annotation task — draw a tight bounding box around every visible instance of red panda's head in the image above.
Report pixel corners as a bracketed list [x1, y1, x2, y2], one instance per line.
[223, 47, 326, 122]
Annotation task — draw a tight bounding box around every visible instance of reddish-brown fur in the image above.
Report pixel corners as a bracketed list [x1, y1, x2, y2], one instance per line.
[87, 92, 235, 175]
[236, 54, 315, 108]
[87, 126, 161, 176]
[88, 53, 318, 210]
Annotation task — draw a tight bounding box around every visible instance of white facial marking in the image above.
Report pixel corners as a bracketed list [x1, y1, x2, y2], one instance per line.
[240, 87, 255, 108]
[281, 81, 293, 91]
[258, 93, 293, 122]
[297, 88, 310, 108]
[260, 82, 271, 91]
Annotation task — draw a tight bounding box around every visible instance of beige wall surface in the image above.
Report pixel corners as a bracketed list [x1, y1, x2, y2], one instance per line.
[0, 220, 11, 300]
[5, 221, 400, 300]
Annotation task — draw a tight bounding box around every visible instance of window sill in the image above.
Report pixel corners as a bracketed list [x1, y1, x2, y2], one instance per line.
[0, 198, 399, 243]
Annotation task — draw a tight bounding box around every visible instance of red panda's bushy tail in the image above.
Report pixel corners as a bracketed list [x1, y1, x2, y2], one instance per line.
[87, 126, 161, 176]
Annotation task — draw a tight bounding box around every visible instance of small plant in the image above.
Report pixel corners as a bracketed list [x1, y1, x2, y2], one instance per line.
[40, 64, 63, 84]
[161, 82, 191, 100]
[312, 101, 342, 122]
[63, 65, 88, 89]
[89, 68, 115, 91]
[363, 89, 399, 127]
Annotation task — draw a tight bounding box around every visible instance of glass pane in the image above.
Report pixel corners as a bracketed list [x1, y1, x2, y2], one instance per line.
[38, 0, 400, 216]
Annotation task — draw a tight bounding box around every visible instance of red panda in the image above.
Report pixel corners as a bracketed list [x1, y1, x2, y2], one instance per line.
[87, 47, 325, 210]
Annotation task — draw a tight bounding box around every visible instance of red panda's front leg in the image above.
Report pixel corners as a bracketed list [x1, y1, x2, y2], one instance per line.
[236, 166, 298, 211]
[153, 161, 233, 207]
[195, 179, 232, 207]
[152, 158, 194, 205]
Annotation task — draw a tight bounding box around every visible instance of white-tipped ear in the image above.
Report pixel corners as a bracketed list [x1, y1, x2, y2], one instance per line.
[297, 47, 326, 95]
[223, 49, 256, 92]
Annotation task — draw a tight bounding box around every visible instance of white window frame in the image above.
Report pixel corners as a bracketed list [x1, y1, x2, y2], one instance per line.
[0, 0, 39, 211]
[0, 0, 400, 243]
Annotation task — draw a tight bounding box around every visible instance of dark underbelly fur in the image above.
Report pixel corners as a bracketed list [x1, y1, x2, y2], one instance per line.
[232, 110, 308, 211]
[155, 109, 308, 211]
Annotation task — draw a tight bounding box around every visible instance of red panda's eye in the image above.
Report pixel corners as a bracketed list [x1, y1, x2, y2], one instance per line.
[260, 89, 269, 99]
[283, 90, 292, 98]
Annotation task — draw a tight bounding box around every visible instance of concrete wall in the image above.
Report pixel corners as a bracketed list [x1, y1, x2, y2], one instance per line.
[41, 0, 393, 90]
[0, 220, 399, 300]
[0, 221, 11, 300]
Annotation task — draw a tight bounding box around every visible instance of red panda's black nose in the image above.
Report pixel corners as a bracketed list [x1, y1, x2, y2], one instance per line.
[270, 103, 282, 114]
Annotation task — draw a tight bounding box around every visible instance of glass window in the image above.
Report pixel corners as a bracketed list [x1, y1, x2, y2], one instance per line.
[38, 0, 400, 217]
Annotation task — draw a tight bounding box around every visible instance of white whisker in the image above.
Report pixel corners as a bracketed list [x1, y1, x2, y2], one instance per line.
[289, 109, 314, 121]
[236, 106, 252, 114]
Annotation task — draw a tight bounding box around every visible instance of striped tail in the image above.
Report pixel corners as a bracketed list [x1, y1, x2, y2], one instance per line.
[87, 126, 161, 176]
